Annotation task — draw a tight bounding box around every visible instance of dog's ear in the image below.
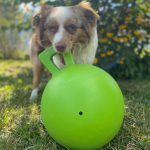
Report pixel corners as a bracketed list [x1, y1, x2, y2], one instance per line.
[32, 13, 41, 27]
[41, 5, 52, 18]
[32, 5, 52, 27]
[78, 1, 99, 26]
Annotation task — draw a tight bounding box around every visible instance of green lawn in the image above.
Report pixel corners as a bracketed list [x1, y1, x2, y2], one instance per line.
[0, 60, 149, 150]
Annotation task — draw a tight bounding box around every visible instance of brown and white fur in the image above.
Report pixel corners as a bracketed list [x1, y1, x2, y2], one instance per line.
[29, 1, 99, 100]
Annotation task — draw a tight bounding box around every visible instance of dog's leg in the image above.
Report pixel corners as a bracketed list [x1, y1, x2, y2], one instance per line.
[30, 57, 43, 101]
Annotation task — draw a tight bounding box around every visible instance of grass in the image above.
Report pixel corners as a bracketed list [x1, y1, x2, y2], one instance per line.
[0, 60, 149, 150]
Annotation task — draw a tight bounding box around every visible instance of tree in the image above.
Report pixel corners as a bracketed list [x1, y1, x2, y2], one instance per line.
[0, 0, 19, 58]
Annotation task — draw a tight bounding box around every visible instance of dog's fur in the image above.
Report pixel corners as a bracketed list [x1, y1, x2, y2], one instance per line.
[30, 1, 99, 100]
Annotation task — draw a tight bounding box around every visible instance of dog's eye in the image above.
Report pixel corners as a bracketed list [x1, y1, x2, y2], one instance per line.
[65, 24, 77, 34]
[48, 26, 58, 33]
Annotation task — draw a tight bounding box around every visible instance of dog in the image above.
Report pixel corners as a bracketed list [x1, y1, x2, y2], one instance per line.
[29, 1, 99, 100]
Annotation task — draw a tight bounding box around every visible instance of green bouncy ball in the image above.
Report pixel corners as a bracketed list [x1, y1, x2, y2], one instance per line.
[39, 47, 124, 150]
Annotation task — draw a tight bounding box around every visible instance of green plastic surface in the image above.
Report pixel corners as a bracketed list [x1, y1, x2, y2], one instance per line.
[39, 47, 124, 150]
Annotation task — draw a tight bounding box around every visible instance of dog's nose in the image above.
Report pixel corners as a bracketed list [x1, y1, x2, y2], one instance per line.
[55, 44, 66, 53]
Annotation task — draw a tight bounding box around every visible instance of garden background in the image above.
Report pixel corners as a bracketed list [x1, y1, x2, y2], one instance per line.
[0, 0, 149, 150]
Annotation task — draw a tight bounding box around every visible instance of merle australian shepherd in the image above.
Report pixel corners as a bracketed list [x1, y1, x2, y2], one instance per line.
[29, 1, 99, 100]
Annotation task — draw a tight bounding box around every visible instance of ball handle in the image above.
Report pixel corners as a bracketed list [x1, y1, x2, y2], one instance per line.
[39, 46, 74, 76]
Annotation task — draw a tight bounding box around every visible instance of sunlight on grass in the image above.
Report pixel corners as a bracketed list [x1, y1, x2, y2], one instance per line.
[1, 107, 24, 133]
[0, 84, 13, 93]
[0, 60, 31, 78]
[0, 85, 15, 102]
[28, 104, 40, 122]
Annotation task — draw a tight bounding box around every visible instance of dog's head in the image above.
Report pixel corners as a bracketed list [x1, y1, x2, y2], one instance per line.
[33, 1, 99, 53]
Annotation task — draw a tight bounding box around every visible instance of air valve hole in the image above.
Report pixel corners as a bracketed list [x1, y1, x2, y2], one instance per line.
[79, 111, 83, 115]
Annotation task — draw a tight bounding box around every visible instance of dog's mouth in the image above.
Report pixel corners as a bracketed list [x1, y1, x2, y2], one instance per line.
[52, 47, 73, 68]
[52, 53, 65, 69]
[60, 54, 65, 64]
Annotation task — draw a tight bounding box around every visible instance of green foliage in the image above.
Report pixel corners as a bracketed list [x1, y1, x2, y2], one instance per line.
[0, 0, 31, 30]
[93, 0, 150, 78]
[0, 0, 31, 59]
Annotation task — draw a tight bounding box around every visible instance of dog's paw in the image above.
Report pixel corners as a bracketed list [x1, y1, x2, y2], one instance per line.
[29, 88, 39, 102]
